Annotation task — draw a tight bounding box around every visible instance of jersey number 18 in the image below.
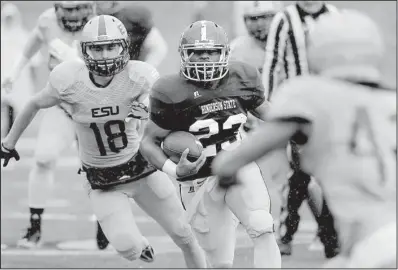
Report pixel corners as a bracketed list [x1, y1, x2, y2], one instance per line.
[90, 120, 128, 156]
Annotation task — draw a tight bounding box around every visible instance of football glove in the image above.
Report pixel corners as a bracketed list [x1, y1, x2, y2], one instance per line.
[125, 101, 149, 123]
[1, 143, 20, 167]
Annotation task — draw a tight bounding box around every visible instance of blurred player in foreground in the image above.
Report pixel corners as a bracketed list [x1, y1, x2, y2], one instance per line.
[140, 20, 281, 268]
[213, 10, 396, 268]
[1, 14, 207, 268]
[230, 1, 282, 136]
[96, 1, 168, 68]
[262, 0, 340, 257]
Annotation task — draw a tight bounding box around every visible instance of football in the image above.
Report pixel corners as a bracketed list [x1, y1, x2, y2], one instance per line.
[163, 131, 203, 163]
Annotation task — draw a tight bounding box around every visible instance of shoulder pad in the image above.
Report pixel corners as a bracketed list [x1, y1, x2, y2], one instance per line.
[150, 74, 182, 104]
[228, 60, 259, 81]
[49, 59, 85, 92]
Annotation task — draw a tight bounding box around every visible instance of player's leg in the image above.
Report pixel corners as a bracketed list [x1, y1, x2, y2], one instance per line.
[133, 171, 207, 268]
[18, 107, 75, 248]
[278, 169, 310, 254]
[181, 177, 239, 268]
[87, 182, 147, 261]
[225, 162, 281, 268]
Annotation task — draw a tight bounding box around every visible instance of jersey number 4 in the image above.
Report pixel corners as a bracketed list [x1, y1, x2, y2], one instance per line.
[349, 107, 386, 184]
[90, 120, 128, 156]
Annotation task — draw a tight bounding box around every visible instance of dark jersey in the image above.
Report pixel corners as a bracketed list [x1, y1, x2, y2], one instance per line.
[150, 61, 265, 181]
[98, 2, 153, 60]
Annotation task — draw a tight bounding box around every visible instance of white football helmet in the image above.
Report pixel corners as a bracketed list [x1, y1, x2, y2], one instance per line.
[53, 1, 95, 32]
[307, 9, 384, 81]
[241, 1, 283, 17]
[80, 15, 129, 76]
[239, 1, 282, 41]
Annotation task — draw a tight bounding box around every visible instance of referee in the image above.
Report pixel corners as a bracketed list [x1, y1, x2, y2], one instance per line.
[262, 1, 340, 259]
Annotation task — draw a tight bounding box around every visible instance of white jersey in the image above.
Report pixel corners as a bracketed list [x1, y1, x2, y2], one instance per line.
[230, 35, 265, 74]
[268, 75, 396, 246]
[36, 8, 82, 70]
[47, 59, 159, 168]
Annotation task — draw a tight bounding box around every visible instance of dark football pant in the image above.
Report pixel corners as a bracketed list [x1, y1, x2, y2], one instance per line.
[278, 142, 339, 252]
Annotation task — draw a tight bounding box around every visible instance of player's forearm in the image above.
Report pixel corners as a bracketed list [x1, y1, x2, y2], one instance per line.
[213, 121, 294, 176]
[251, 100, 271, 121]
[9, 29, 43, 80]
[3, 101, 41, 149]
[139, 136, 169, 170]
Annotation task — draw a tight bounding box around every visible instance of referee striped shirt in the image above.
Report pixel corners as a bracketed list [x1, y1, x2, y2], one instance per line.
[262, 3, 338, 100]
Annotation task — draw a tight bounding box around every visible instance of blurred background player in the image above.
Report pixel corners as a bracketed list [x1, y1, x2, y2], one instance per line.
[213, 9, 396, 268]
[1, 2, 41, 139]
[97, 1, 168, 68]
[141, 20, 281, 268]
[261, 0, 340, 258]
[0, 14, 207, 268]
[230, 1, 282, 134]
[0, 0, 101, 249]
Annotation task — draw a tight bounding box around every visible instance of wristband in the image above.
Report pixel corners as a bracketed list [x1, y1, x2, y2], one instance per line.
[162, 159, 178, 178]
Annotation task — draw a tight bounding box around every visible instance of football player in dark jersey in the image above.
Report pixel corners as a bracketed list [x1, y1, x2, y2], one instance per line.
[140, 20, 281, 268]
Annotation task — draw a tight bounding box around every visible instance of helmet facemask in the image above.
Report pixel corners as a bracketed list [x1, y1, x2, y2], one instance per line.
[54, 2, 94, 32]
[179, 43, 230, 82]
[81, 39, 129, 77]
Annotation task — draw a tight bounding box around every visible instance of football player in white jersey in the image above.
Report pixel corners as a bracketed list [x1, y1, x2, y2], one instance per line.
[0, 1, 101, 249]
[213, 10, 396, 268]
[1, 15, 207, 268]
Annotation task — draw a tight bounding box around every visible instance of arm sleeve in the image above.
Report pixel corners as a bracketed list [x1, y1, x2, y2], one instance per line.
[239, 65, 266, 111]
[262, 12, 290, 101]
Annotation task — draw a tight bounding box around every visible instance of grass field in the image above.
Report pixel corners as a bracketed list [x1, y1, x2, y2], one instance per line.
[1, 1, 396, 268]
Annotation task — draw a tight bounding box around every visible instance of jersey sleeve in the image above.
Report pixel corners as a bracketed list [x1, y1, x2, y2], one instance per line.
[266, 77, 321, 123]
[47, 59, 82, 102]
[237, 62, 266, 111]
[149, 78, 178, 130]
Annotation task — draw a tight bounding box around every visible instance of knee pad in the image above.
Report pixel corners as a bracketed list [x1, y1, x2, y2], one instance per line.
[169, 218, 196, 247]
[246, 210, 275, 238]
[112, 233, 143, 261]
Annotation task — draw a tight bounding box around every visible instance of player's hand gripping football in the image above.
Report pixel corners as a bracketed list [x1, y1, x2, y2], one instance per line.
[176, 148, 206, 179]
[125, 101, 149, 123]
[1, 143, 20, 167]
